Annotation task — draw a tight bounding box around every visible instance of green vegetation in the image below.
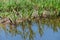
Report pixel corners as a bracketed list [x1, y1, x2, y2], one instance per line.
[0, 0, 60, 40]
[0, 0, 60, 22]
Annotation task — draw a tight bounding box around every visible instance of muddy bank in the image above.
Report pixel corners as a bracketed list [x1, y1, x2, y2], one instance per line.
[0, 16, 60, 25]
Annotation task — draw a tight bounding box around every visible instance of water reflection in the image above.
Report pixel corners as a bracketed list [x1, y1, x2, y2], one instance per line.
[0, 17, 60, 40]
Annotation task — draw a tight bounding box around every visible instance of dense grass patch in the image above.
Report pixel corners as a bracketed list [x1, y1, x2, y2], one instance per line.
[0, 0, 60, 22]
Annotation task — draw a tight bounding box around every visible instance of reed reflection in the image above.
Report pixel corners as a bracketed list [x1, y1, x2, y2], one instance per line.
[0, 17, 60, 40]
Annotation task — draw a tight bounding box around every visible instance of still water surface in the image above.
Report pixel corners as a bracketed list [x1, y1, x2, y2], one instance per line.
[0, 18, 60, 40]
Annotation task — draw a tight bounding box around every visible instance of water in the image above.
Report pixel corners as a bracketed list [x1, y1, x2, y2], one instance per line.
[0, 18, 60, 40]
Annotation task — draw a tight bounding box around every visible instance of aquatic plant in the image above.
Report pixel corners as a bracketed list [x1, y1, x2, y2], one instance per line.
[0, 0, 60, 24]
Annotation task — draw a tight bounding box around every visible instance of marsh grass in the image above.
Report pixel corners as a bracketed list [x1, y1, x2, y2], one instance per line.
[0, 0, 60, 22]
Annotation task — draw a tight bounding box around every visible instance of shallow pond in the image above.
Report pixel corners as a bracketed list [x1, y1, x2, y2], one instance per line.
[0, 18, 60, 40]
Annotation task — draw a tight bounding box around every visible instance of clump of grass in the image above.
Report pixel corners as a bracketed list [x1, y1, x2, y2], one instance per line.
[0, 0, 60, 22]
